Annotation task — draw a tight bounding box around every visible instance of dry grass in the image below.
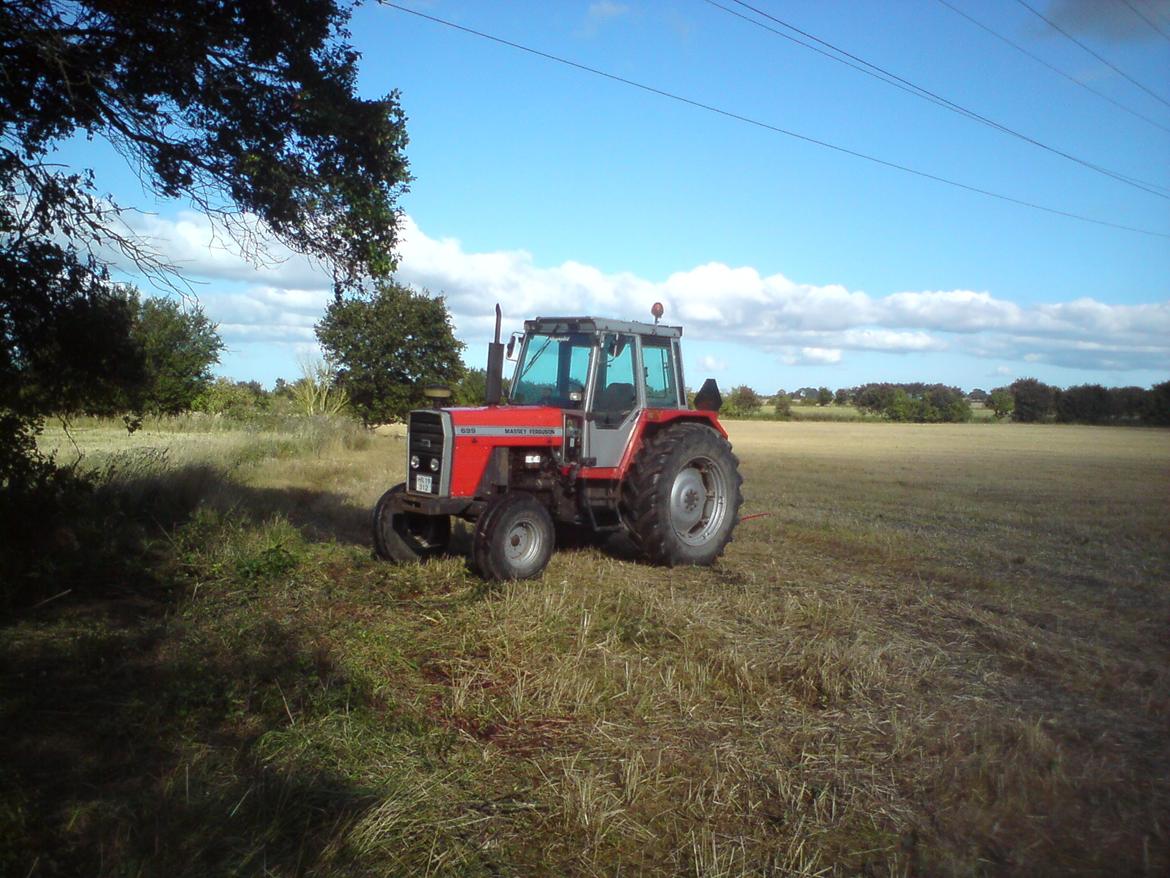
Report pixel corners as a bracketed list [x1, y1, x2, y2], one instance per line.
[4, 418, 1169, 876]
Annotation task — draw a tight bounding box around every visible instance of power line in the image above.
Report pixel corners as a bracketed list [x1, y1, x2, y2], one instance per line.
[378, 2, 1170, 240]
[1015, 0, 1170, 110]
[934, 0, 1170, 136]
[708, 0, 1170, 199]
[1116, 0, 1170, 44]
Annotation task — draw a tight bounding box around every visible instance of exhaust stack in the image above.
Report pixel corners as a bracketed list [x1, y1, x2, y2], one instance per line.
[485, 303, 505, 406]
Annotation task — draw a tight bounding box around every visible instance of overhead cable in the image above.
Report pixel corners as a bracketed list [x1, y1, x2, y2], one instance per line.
[379, 2, 1170, 240]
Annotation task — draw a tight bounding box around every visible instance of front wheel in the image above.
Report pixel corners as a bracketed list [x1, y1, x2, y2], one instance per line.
[472, 493, 555, 581]
[373, 483, 451, 562]
[622, 423, 743, 566]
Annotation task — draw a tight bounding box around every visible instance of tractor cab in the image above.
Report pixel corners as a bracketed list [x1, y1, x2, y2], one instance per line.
[508, 316, 685, 469]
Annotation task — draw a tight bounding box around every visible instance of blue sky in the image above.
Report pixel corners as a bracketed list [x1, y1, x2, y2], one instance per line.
[75, 0, 1170, 393]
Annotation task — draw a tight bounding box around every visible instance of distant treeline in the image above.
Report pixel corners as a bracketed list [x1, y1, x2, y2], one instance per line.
[1002, 378, 1170, 426]
[711, 379, 1170, 426]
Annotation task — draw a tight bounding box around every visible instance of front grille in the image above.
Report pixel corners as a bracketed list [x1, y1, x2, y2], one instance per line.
[408, 410, 446, 495]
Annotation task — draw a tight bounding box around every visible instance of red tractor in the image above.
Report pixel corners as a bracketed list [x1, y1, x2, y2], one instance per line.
[372, 304, 743, 580]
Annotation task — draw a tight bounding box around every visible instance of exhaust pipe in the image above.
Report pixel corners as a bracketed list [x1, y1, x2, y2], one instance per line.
[485, 303, 505, 406]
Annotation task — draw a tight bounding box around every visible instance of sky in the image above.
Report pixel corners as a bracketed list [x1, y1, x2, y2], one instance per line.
[65, 0, 1170, 394]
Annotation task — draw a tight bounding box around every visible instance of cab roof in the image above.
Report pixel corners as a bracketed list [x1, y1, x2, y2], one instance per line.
[524, 316, 683, 339]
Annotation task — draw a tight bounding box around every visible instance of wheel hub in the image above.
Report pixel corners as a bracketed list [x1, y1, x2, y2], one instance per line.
[670, 466, 707, 531]
[504, 519, 540, 565]
[668, 457, 729, 546]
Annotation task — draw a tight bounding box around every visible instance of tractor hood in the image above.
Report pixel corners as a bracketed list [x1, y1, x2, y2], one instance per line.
[445, 404, 566, 439]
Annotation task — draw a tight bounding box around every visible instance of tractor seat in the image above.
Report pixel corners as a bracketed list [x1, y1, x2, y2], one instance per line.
[595, 382, 636, 415]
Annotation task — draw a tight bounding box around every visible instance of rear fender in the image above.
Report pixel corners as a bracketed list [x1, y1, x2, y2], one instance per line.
[579, 409, 725, 481]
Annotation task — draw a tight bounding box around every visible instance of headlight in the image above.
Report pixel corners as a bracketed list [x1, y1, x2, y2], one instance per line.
[429, 457, 440, 472]
[410, 454, 420, 469]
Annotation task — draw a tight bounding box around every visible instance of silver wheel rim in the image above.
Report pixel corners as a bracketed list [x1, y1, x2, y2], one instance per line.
[669, 455, 729, 547]
[504, 517, 542, 567]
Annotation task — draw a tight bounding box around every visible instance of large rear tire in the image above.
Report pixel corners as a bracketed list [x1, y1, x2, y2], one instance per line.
[472, 493, 555, 581]
[373, 483, 451, 562]
[622, 423, 743, 566]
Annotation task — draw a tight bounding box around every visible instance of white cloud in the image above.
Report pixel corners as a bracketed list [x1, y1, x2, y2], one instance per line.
[113, 212, 1170, 374]
[588, 1, 629, 20]
[580, 1, 631, 36]
[698, 355, 727, 371]
[792, 347, 842, 365]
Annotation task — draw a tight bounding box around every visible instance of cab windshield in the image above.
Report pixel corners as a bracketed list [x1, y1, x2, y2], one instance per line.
[510, 332, 593, 407]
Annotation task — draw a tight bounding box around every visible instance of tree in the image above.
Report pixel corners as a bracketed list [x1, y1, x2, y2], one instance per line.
[721, 385, 763, 418]
[2, 0, 409, 488]
[132, 293, 224, 414]
[1109, 386, 1147, 422]
[192, 377, 263, 418]
[816, 387, 833, 407]
[1145, 381, 1170, 426]
[1055, 384, 1112, 425]
[853, 383, 896, 415]
[317, 282, 465, 424]
[834, 388, 850, 406]
[988, 388, 1014, 420]
[454, 368, 511, 406]
[968, 388, 988, 403]
[1010, 378, 1056, 423]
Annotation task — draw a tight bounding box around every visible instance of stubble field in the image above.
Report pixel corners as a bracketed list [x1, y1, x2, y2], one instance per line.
[3, 417, 1168, 876]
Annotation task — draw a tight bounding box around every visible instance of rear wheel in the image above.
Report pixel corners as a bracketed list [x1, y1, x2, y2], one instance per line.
[473, 493, 555, 581]
[373, 483, 451, 562]
[622, 423, 743, 566]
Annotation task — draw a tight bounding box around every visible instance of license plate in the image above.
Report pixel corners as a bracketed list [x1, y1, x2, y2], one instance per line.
[415, 474, 433, 493]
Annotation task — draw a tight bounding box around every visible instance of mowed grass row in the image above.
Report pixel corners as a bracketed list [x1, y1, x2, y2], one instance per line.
[3, 419, 1168, 876]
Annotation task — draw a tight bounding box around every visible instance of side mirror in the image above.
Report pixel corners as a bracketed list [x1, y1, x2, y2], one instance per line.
[506, 333, 522, 360]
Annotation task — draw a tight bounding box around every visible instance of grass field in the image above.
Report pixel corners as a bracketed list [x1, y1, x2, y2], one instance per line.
[4, 418, 1169, 876]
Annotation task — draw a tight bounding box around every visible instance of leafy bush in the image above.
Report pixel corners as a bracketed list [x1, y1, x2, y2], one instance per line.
[988, 388, 1014, 420]
[721, 385, 764, 418]
[192, 378, 267, 419]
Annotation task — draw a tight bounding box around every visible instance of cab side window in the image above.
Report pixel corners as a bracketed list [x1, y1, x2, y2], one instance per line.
[643, 339, 681, 408]
[592, 333, 637, 426]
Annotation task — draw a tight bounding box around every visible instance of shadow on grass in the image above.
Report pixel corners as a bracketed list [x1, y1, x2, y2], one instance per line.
[0, 466, 403, 875]
[0, 603, 390, 877]
[2, 462, 379, 610]
[114, 462, 374, 547]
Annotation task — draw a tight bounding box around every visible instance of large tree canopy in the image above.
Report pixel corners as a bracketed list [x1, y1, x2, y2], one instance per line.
[2, 0, 409, 287]
[317, 282, 464, 425]
[1, 0, 410, 486]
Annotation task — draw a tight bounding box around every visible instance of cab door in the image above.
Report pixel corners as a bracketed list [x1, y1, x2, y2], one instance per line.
[584, 332, 640, 468]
